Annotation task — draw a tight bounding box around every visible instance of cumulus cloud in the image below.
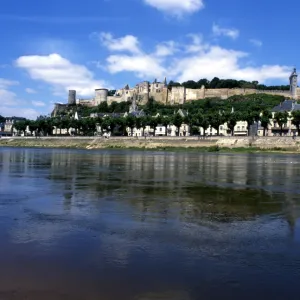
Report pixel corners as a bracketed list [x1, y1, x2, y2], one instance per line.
[0, 107, 40, 119]
[95, 32, 141, 54]
[31, 100, 45, 107]
[0, 78, 18, 89]
[98, 32, 166, 78]
[0, 78, 19, 109]
[212, 23, 240, 40]
[143, 0, 204, 16]
[0, 89, 18, 106]
[106, 54, 166, 78]
[0, 78, 40, 119]
[15, 54, 110, 97]
[171, 46, 291, 83]
[25, 87, 37, 94]
[155, 41, 178, 57]
[250, 39, 263, 47]
[185, 34, 209, 53]
[96, 32, 291, 84]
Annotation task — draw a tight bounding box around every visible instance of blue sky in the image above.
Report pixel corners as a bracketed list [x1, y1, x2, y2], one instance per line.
[0, 0, 299, 119]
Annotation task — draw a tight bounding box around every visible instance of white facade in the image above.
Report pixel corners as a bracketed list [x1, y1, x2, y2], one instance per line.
[199, 121, 248, 136]
[127, 123, 190, 137]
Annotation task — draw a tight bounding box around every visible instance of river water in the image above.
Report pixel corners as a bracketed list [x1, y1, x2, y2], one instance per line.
[0, 148, 300, 300]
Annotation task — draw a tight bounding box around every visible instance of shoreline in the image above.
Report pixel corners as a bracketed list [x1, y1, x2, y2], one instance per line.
[0, 136, 300, 154]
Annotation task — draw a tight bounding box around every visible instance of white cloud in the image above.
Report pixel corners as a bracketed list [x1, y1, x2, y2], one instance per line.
[185, 34, 209, 53]
[0, 89, 18, 106]
[0, 107, 40, 119]
[0, 78, 18, 89]
[96, 32, 166, 78]
[0, 78, 19, 111]
[95, 32, 141, 54]
[15, 54, 110, 97]
[106, 54, 166, 78]
[97, 32, 290, 84]
[31, 100, 45, 107]
[155, 41, 178, 57]
[171, 45, 290, 83]
[250, 39, 263, 47]
[25, 88, 37, 94]
[143, 0, 204, 16]
[212, 23, 239, 40]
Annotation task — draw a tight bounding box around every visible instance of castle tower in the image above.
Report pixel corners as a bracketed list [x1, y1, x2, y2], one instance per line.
[163, 77, 167, 86]
[289, 68, 298, 99]
[94, 88, 108, 105]
[68, 90, 76, 105]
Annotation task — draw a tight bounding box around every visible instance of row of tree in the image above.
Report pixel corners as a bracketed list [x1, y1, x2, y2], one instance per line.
[12, 109, 300, 137]
[168, 78, 290, 90]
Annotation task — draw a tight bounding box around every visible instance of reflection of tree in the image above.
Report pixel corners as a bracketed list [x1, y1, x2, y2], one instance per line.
[42, 150, 300, 226]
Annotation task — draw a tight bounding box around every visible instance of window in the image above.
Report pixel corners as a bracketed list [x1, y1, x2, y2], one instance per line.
[237, 126, 240, 130]
[156, 84, 158, 87]
[220, 126, 223, 130]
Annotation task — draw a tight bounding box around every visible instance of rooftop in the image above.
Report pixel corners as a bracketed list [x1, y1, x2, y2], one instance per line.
[271, 100, 300, 112]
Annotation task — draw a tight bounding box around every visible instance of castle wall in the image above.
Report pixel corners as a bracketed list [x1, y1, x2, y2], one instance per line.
[107, 96, 125, 105]
[185, 88, 205, 101]
[168, 87, 186, 104]
[149, 88, 168, 104]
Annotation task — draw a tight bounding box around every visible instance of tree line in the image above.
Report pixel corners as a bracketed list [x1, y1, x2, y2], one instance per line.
[12, 104, 300, 138]
[168, 78, 290, 91]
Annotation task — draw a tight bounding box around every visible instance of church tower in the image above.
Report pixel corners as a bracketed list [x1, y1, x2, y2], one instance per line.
[289, 68, 298, 99]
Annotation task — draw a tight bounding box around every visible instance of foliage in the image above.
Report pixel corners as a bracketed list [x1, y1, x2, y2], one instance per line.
[260, 110, 272, 136]
[169, 77, 290, 91]
[274, 111, 288, 136]
[172, 114, 183, 136]
[291, 110, 300, 135]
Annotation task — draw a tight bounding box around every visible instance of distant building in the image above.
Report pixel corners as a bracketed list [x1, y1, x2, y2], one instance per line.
[4, 117, 26, 134]
[268, 99, 300, 136]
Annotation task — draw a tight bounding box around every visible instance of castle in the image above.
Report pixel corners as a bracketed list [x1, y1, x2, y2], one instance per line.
[52, 68, 299, 116]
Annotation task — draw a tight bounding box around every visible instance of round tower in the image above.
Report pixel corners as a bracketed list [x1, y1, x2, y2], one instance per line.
[95, 88, 108, 105]
[68, 90, 76, 105]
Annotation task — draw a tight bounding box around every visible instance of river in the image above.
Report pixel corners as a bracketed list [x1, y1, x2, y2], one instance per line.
[0, 148, 300, 300]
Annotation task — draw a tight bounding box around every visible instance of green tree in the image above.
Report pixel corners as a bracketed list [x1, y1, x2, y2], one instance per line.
[13, 120, 28, 135]
[28, 120, 38, 135]
[149, 116, 159, 136]
[172, 114, 183, 136]
[260, 110, 272, 136]
[226, 112, 241, 136]
[161, 116, 171, 136]
[199, 116, 209, 137]
[209, 113, 224, 136]
[291, 110, 300, 136]
[274, 111, 288, 136]
[116, 117, 127, 136]
[140, 116, 149, 136]
[125, 115, 136, 136]
[101, 117, 111, 134]
[135, 117, 142, 133]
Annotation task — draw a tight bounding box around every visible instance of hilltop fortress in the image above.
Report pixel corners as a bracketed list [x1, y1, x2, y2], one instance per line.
[53, 69, 299, 115]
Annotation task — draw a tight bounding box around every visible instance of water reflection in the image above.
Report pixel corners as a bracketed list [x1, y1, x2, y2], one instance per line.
[1, 148, 300, 299]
